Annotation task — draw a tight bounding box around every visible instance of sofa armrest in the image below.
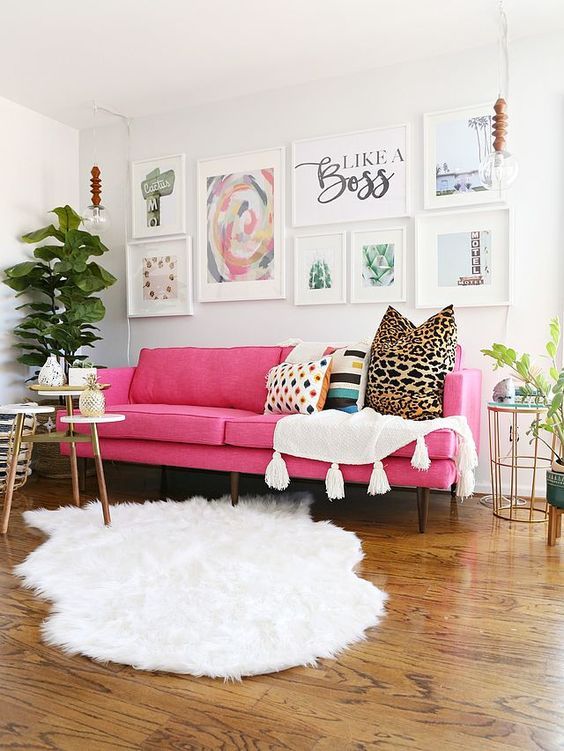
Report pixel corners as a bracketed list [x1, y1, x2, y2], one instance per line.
[100, 367, 136, 406]
[443, 369, 482, 451]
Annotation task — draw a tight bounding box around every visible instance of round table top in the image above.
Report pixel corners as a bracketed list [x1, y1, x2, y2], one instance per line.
[35, 390, 85, 397]
[60, 413, 125, 424]
[487, 401, 548, 412]
[0, 404, 55, 415]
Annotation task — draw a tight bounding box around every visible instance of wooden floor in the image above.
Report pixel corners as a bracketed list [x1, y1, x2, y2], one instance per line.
[1, 464, 563, 751]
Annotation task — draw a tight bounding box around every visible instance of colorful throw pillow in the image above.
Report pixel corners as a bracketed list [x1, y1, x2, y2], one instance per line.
[365, 305, 457, 420]
[265, 357, 332, 414]
[324, 342, 370, 413]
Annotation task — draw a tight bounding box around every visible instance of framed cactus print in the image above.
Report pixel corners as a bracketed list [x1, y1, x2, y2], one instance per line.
[350, 227, 406, 304]
[131, 154, 186, 238]
[294, 232, 346, 306]
[126, 236, 193, 317]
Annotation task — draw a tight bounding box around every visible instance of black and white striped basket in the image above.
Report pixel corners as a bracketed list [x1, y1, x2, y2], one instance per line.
[0, 404, 37, 492]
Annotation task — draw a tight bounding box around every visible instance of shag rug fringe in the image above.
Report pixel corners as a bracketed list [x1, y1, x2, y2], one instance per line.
[16, 495, 387, 680]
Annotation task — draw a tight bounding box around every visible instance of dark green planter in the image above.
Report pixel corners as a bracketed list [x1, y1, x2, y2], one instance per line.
[546, 469, 564, 508]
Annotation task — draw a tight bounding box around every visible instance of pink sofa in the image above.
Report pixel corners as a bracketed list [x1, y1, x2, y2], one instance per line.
[59, 345, 482, 531]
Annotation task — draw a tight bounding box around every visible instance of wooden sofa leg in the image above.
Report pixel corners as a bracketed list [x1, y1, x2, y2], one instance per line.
[450, 482, 457, 499]
[230, 472, 239, 506]
[416, 487, 430, 533]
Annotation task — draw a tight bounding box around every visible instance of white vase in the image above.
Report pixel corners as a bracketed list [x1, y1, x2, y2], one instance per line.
[38, 355, 66, 387]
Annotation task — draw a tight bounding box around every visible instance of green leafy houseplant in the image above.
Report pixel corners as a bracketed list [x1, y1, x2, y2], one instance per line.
[481, 318, 564, 464]
[3, 206, 116, 371]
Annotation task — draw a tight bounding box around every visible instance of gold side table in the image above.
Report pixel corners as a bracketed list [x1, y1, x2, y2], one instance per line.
[487, 402, 551, 523]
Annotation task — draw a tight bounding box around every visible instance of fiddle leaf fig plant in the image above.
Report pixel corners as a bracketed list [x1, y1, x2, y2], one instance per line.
[481, 318, 564, 463]
[3, 205, 116, 369]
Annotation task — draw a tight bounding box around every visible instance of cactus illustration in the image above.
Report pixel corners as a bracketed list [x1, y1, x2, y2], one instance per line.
[362, 244, 395, 287]
[308, 258, 332, 289]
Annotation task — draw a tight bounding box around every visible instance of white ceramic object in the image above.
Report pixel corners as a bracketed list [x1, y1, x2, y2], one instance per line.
[68, 367, 97, 387]
[37, 355, 65, 387]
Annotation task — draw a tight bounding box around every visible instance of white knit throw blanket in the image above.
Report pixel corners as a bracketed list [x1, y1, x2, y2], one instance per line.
[264, 408, 478, 501]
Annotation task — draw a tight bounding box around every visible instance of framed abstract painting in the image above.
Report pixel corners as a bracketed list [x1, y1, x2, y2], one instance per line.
[415, 208, 512, 308]
[131, 154, 186, 238]
[126, 236, 193, 317]
[197, 147, 285, 302]
[350, 227, 406, 304]
[294, 232, 346, 306]
[424, 104, 504, 209]
[292, 125, 409, 226]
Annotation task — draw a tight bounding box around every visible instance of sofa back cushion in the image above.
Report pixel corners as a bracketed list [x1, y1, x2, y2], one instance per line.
[129, 346, 284, 412]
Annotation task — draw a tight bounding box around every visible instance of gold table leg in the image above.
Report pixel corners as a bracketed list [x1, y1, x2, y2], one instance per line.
[65, 396, 81, 507]
[1, 414, 25, 535]
[90, 423, 111, 526]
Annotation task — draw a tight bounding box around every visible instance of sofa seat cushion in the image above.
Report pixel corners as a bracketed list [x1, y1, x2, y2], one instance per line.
[224, 413, 457, 459]
[57, 404, 258, 446]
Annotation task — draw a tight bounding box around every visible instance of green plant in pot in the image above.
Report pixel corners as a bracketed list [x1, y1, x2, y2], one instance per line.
[482, 318, 564, 508]
[2, 205, 116, 375]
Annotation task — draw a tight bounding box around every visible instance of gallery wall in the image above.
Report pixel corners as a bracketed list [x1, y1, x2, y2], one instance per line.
[80, 31, 564, 491]
[0, 96, 79, 403]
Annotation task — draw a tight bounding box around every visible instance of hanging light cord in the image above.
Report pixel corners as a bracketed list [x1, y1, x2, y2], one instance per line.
[497, 0, 509, 100]
[90, 100, 133, 365]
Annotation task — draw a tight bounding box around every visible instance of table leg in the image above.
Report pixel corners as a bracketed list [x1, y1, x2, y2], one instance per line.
[1, 414, 25, 535]
[66, 396, 81, 507]
[90, 423, 111, 526]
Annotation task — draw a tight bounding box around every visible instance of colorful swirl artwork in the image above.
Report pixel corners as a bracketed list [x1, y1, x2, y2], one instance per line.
[206, 168, 274, 283]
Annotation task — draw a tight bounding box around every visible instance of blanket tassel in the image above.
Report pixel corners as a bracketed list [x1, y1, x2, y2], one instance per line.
[368, 460, 391, 495]
[325, 463, 345, 500]
[411, 435, 431, 471]
[456, 435, 478, 499]
[265, 451, 290, 490]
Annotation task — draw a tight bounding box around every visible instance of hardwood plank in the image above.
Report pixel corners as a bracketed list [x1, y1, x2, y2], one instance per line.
[0, 465, 563, 751]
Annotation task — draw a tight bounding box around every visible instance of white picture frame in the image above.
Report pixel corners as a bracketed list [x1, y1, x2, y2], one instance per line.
[131, 154, 186, 238]
[424, 104, 504, 210]
[126, 236, 193, 317]
[350, 227, 406, 304]
[415, 208, 512, 309]
[197, 146, 285, 302]
[294, 232, 347, 306]
[292, 124, 410, 227]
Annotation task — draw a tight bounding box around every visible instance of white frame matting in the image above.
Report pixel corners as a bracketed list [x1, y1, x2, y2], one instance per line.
[131, 154, 186, 239]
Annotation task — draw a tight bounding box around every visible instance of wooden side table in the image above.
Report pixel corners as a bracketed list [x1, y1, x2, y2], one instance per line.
[486, 402, 551, 523]
[0, 403, 125, 533]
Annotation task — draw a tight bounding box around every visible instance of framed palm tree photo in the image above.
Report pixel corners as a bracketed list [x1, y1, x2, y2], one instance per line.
[350, 227, 406, 304]
[424, 104, 505, 209]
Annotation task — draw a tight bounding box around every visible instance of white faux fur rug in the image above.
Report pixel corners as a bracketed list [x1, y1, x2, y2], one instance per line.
[16, 495, 387, 679]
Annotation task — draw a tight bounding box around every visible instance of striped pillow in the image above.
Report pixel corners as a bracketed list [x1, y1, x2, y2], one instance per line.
[325, 342, 370, 413]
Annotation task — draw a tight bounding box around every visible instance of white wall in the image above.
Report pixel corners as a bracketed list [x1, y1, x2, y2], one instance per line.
[0, 97, 78, 403]
[80, 32, 564, 491]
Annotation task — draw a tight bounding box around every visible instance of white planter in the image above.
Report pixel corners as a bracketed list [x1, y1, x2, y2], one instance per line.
[68, 367, 98, 387]
[38, 355, 66, 386]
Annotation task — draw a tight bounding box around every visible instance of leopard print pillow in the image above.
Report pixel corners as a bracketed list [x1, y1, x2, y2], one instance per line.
[365, 305, 457, 420]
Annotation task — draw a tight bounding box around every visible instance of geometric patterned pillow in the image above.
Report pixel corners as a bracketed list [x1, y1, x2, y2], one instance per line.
[364, 305, 457, 420]
[324, 342, 370, 413]
[265, 357, 332, 414]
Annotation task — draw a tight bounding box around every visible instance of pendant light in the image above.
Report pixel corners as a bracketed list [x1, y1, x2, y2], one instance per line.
[479, 0, 519, 191]
[82, 101, 111, 234]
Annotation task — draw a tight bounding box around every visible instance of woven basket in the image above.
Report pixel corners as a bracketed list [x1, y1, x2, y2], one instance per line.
[31, 397, 72, 478]
[0, 409, 36, 493]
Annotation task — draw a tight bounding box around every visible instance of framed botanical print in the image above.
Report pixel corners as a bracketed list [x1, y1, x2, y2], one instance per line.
[131, 154, 186, 238]
[415, 208, 512, 308]
[424, 104, 503, 209]
[350, 227, 406, 304]
[197, 146, 285, 302]
[127, 236, 193, 317]
[292, 125, 409, 226]
[294, 232, 346, 306]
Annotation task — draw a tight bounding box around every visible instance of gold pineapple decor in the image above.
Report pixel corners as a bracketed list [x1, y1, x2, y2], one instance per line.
[78, 374, 106, 417]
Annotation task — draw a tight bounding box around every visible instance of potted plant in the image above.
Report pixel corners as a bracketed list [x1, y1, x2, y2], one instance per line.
[482, 318, 564, 506]
[2, 205, 116, 376]
[68, 358, 97, 387]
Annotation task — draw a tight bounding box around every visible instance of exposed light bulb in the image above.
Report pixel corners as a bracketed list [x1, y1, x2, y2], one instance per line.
[479, 149, 519, 191]
[82, 204, 111, 235]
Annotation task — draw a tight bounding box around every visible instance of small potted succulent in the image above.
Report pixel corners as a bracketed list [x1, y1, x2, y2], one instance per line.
[482, 318, 564, 505]
[68, 358, 97, 387]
